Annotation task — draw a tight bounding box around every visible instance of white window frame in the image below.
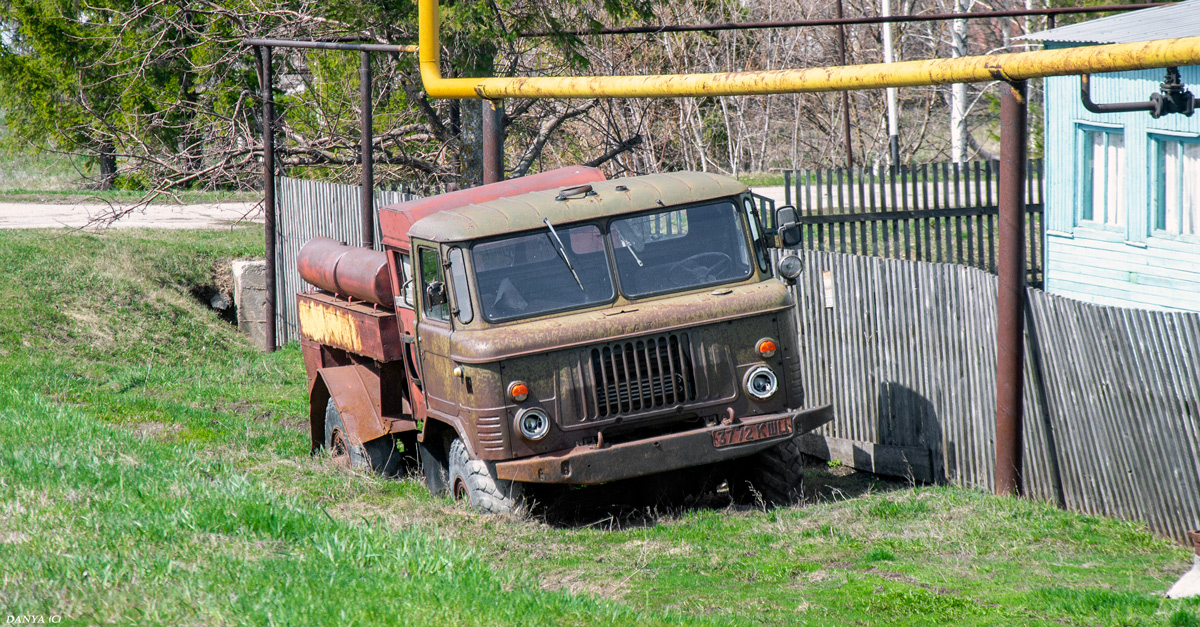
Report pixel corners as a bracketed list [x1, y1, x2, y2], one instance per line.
[1150, 131, 1200, 239]
[1076, 124, 1127, 231]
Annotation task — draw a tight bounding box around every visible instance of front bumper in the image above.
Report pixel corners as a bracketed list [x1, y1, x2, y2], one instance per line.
[494, 405, 833, 484]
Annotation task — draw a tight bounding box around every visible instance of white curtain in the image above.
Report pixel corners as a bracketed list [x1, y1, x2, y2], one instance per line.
[1107, 133, 1126, 227]
[1165, 141, 1180, 234]
[1184, 142, 1200, 236]
[1090, 132, 1105, 223]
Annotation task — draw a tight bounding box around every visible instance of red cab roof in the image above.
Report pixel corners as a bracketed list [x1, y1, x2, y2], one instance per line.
[378, 166, 606, 250]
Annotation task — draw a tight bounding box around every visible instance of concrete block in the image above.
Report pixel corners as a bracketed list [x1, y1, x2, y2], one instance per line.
[232, 259, 266, 290]
[237, 290, 268, 324]
[232, 259, 269, 350]
[799, 434, 936, 483]
[241, 320, 269, 350]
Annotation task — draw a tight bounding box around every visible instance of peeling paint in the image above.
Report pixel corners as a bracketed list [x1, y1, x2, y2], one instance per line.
[298, 299, 363, 353]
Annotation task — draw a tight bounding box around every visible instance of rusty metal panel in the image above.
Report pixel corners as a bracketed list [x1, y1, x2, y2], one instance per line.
[297, 237, 394, 306]
[378, 166, 605, 249]
[494, 406, 832, 484]
[319, 365, 391, 445]
[296, 292, 403, 363]
[450, 279, 793, 363]
[404, 172, 749, 244]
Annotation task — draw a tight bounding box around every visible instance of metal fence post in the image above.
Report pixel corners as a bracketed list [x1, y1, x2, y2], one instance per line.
[360, 50, 375, 249]
[258, 45, 277, 352]
[995, 79, 1028, 496]
[483, 99, 504, 184]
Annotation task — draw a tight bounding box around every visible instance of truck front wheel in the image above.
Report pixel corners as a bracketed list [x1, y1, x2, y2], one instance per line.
[727, 437, 806, 507]
[447, 438, 525, 515]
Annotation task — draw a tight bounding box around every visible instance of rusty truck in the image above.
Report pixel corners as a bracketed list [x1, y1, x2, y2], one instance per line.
[296, 166, 832, 513]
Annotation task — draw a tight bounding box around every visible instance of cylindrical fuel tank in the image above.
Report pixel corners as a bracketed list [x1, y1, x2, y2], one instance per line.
[297, 237, 394, 306]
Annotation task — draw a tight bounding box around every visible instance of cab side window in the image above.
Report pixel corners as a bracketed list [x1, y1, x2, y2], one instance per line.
[392, 251, 414, 308]
[419, 247, 450, 322]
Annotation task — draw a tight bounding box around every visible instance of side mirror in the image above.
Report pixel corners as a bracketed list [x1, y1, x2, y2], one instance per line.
[425, 281, 448, 307]
[774, 206, 802, 248]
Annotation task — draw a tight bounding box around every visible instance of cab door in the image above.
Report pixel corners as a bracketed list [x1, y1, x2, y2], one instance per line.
[412, 241, 458, 418]
[386, 247, 427, 421]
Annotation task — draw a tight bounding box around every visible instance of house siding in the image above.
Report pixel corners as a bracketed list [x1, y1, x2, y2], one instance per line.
[1043, 44, 1200, 311]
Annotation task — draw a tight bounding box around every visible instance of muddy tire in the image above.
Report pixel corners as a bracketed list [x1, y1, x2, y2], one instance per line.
[324, 398, 404, 476]
[728, 437, 805, 507]
[418, 439, 450, 495]
[447, 438, 524, 515]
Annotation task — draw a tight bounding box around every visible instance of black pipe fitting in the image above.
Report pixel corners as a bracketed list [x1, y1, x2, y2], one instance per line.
[1081, 67, 1196, 118]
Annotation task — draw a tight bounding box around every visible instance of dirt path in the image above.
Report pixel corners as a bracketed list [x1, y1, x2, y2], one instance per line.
[0, 200, 262, 229]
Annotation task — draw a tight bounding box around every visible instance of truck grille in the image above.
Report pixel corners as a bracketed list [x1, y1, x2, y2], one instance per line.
[590, 333, 696, 417]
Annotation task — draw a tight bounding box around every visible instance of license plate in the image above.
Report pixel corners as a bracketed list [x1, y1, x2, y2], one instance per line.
[711, 416, 793, 448]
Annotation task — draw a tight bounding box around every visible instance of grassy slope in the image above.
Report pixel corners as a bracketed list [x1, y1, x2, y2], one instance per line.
[0, 228, 1196, 626]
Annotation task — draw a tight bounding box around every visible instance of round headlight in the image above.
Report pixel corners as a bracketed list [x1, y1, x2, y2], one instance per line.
[515, 407, 551, 440]
[744, 366, 779, 400]
[777, 254, 804, 281]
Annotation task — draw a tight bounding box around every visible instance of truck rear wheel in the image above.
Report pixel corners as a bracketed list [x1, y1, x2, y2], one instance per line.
[727, 438, 805, 507]
[447, 438, 525, 515]
[323, 398, 404, 476]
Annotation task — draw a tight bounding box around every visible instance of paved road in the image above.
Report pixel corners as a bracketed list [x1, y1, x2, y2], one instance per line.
[752, 186, 789, 207]
[0, 186, 786, 230]
[0, 200, 262, 229]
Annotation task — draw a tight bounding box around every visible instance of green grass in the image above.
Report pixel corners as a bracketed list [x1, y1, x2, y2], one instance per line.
[0, 120, 253, 201]
[0, 227, 1197, 626]
[739, 172, 788, 187]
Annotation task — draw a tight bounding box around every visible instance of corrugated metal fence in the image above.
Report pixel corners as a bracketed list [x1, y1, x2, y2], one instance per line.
[789, 250, 1200, 541]
[274, 176, 420, 345]
[778, 160, 1046, 287]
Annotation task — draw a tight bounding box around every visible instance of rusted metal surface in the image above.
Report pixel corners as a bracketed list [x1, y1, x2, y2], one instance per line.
[312, 362, 396, 451]
[404, 171, 748, 243]
[297, 237, 394, 305]
[295, 167, 834, 498]
[378, 166, 605, 249]
[296, 292, 403, 362]
[995, 80, 1027, 497]
[257, 45, 277, 352]
[482, 100, 504, 184]
[451, 280, 791, 362]
[448, 307, 795, 462]
[517, 3, 1167, 37]
[360, 51, 375, 249]
[494, 406, 832, 484]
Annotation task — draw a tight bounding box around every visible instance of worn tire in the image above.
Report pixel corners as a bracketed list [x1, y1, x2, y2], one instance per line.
[324, 398, 404, 476]
[728, 437, 805, 507]
[418, 439, 450, 496]
[447, 438, 525, 515]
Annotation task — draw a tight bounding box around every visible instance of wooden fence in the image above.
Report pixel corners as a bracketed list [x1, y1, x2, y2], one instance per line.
[274, 176, 419, 346]
[779, 160, 1046, 287]
[786, 249, 1200, 541]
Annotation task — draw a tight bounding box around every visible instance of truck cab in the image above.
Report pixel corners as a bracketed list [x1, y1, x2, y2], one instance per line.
[297, 167, 831, 513]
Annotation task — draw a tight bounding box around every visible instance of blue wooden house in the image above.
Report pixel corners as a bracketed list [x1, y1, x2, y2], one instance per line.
[1025, 2, 1200, 311]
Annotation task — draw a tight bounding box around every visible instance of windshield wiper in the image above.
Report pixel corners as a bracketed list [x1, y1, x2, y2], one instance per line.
[543, 218, 586, 292]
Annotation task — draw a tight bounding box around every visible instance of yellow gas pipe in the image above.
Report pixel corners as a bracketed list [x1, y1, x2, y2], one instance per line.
[417, 0, 1200, 99]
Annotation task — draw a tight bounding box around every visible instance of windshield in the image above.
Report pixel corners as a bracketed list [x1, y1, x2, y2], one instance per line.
[611, 201, 754, 298]
[473, 224, 615, 322]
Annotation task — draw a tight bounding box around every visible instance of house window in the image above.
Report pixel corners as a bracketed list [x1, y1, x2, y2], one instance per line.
[1155, 137, 1200, 236]
[1080, 128, 1126, 228]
